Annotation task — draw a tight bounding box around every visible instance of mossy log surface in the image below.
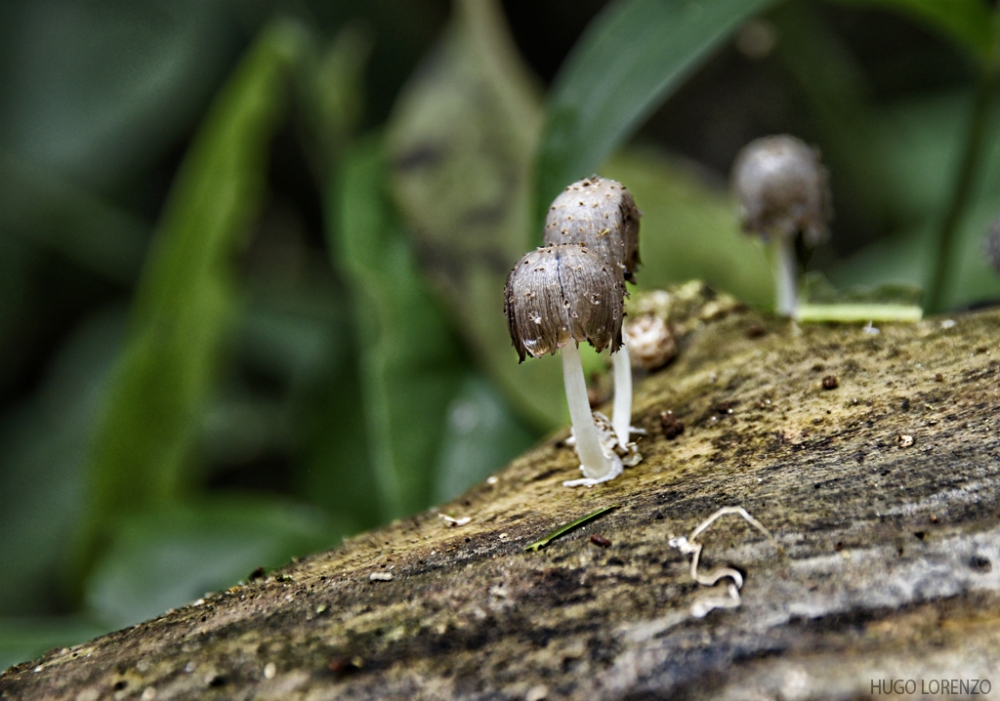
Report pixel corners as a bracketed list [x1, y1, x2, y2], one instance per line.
[4, 289, 1000, 701]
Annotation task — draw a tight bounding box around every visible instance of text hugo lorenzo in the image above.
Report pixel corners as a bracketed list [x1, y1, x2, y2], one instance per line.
[871, 679, 991, 695]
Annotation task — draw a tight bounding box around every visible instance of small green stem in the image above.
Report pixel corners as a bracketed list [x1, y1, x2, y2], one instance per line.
[925, 60, 999, 313]
[795, 303, 922, 324]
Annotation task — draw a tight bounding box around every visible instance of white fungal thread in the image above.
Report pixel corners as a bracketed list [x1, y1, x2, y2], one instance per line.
[669, 506, 778, 618]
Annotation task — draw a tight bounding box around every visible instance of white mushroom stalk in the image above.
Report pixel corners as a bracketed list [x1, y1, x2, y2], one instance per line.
[544, 175, 641, 447]
[611, 333, 632, 447]
[769, 235, 798, 318]
[561, 343, 617, 481]
[504, 244, 625, 484]
[732, 135, 831, 317]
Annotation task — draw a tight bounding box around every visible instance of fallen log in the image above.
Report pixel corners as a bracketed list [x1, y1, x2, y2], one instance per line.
[4, 286, 999, 700]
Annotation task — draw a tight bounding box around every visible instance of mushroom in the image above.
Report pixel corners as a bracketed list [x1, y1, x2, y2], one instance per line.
[732, 135, 831, 317]
[504, 243, 625, 484]
[543, 175, 640, 282]
[543, 175, 641, 445]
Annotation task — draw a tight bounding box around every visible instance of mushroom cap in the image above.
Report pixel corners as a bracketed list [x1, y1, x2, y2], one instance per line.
[504, 244, 625, 362]
[543, 176, 641, 281]
[732, 134, 831, 247]
[987, 217, 1000, 275]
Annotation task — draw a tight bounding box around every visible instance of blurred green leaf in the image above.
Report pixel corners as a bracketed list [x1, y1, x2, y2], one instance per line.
[0, 0, 242, 189]
[603, 148, 774, 305]
[333, 136, 466, 519]
[830, 88, 1000, 307]
[801, 272, 923, 305]
[0, 616, 108, 672]
[536, 0, 782, 223]
[0, 153, 148, 283]
[433, 375, 538, 504]
[235, 281, 380, 531]
[295, 344, 379, 531]
[827, 0, 996, 64]
[770, 2, 890, 240]
[0, 236, 35, 394]
[0, 309, 125, 615]
[85, 498, 332, 629]
[298, 24, 372, 181]
[385, 0, 569, 430]
[77, 21, 312, 575]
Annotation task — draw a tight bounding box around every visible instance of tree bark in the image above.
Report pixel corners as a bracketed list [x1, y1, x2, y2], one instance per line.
[4, 286, 1000, 701]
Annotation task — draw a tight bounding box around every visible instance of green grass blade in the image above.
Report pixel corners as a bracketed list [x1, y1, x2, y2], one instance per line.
[535, 0, 782, 224]
[524, 505, 619, 552]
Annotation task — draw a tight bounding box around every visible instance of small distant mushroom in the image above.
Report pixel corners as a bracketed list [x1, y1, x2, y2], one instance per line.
[732, 135, 831, 317]
[504, 244, 625, 483]
[986, 217, 1000, 275]
[544, 175, 641, 445]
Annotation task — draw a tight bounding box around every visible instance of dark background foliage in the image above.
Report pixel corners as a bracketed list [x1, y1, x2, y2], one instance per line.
[1, 0, 998, 669]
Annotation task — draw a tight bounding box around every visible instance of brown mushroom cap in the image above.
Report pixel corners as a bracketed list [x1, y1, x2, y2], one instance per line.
[543, 176, 641, 281]
[504, 244, 625, 362]
[732, 135, 831, 247]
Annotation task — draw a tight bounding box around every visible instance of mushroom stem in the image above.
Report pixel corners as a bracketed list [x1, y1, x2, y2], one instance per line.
[611, 332, 632, 447]
[770, 237, 798, 317]
[561, 342, 612, 479]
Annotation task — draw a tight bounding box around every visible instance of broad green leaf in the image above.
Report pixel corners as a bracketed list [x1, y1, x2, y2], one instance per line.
[827, 0, 996, 64]
[77, 21, 311, 574]
[603, 148, 774, 305]
[385, 0, 569, 429]
[333, 137, 466, 519]
[433, 374, 538, 504]
[536, 0, 783, 223]
[85, 498, 333, 629]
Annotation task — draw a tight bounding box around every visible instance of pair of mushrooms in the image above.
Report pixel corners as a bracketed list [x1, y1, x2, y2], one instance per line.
[505, 138, 828, 485]
[504, 177, 641, 486]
